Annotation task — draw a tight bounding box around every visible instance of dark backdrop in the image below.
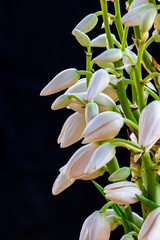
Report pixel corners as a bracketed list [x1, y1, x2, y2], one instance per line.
[0, 1, 134, 240]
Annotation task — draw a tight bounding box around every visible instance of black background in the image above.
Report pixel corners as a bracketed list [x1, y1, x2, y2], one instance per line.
[0, 0, 149, 239]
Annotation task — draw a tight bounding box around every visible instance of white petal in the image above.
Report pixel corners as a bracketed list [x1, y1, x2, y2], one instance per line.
[58, 112, 86, 148]
[87, 69, 110, 100]
[85, 143, 115, 173]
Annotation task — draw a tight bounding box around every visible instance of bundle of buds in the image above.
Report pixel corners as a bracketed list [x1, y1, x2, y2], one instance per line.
[40, 0, 160, 239]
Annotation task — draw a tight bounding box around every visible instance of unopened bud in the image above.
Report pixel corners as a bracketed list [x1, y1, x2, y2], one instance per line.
[108, 167, 130, 182]
[152, 30, 160, 43]
[107, 215, 119, 231]
[120, 234, 134, 240]
[51, 94, 72, 110]
[72, 13, 98, 34]
[85, 102, 99, 124]
[72, 29, 90, 47]
[93, 49, 123, 65]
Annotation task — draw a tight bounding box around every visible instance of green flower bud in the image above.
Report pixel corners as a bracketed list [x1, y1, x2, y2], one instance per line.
[152, 30, 160, 43]
[108, 167, 130, 182]
[85, 102, 99, 124]
[72, 29, 90, 47]
[51, 94, 72, 110]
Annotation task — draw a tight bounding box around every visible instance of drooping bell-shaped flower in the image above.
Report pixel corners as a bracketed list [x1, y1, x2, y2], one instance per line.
[52, 143, 105, 195]
[82, 111, 124, 143]
[139, 100, 160, 152]
[58, 112, 86, 148]
[104, 181, 142, 205]
[40, 68, 80, 96]
[84, 142, 116, 174]
[138, 207, 160, 240]
[72, 13, 98, 34]
[86, 69, 110, 100]
[79, 211, 111, 240]
[121, 3, 157, 33]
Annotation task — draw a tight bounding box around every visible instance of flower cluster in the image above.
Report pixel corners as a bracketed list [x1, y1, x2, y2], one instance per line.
[41, 0, 160, 239]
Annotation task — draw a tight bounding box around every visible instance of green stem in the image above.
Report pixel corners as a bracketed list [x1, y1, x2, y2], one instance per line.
[100, 0, 114, 49]
[78, 70, 93, 77]
[69, 95, 86, 106]
[100, 201, 115, 213]
[145, 36, 154, 49]
[86, 45, 92, 87]
[142, 152, 158, 202]
[123, 118, 139, 131]
[116, 79, 138, 123]
[107, 156, 119, 175]
[142, 72, 160, 84]
[105, 68, 121, 77]
[95, 11, 102, 17]
[114, 0, 124, 43]
[124, 205, 134, 223]
[121, 26, 129, 51]
[114, 142, 143, 153]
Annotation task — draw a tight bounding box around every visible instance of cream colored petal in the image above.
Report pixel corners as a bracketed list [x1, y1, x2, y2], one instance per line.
[102, 85, 119, 102]
[66, 78, 87, 93]
[40, 68, 79, 96]
[52, 169, 74, 195]
[139, 100, 160, 152]
[58, 112, 86, 148]
[64, 143, 98, 178]
[87, 69, 110, 101]
[89, 212, 110, 240]
[94, 93, 116, 112]
[129, 0, 149, 10]
[85, 143, 115, 173]
[79, 212, 97, 240]
[93, 49, 123, 64]
[138, 207, 160, 240]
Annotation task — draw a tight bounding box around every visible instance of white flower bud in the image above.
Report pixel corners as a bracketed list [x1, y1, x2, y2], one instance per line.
[58, 112, 86, 148]
[94, 93, 116, 112]
[107, 215, 119, 231]
[82, 112, 124, 143]
[108, 167, 130, 182]
[51, 94, 72, 110]
[72, 13, 98, 34]
[40, 68, 80, 96]
[93, 49, 123, 65]
[139, 100, 160, 152]
[90, 34, 107, 48]
[138, 207, 160, 240]
[129, 0, 149, 10]
[79, 211, 110, 240]
[87, 69, 110, 100]
[85, 102, 99, 124]
[104, 181, 142, 205]
[72, 29, 90, 47]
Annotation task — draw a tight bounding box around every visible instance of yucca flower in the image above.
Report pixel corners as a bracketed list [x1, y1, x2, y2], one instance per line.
[104, 181, 142, 205]
[82, 111, 124, 143]
[40, 68, 80, 96]
[139, 100, 160, 152]
[58, 112, 86, 148]
[52, 143, 105, 195]
[121, 3, 157, 33]
[138, 207, 160, 240]
[79, 211, 111, 240]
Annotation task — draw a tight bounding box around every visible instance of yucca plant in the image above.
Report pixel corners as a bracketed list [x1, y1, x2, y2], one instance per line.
[41, 0, 160, 239]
